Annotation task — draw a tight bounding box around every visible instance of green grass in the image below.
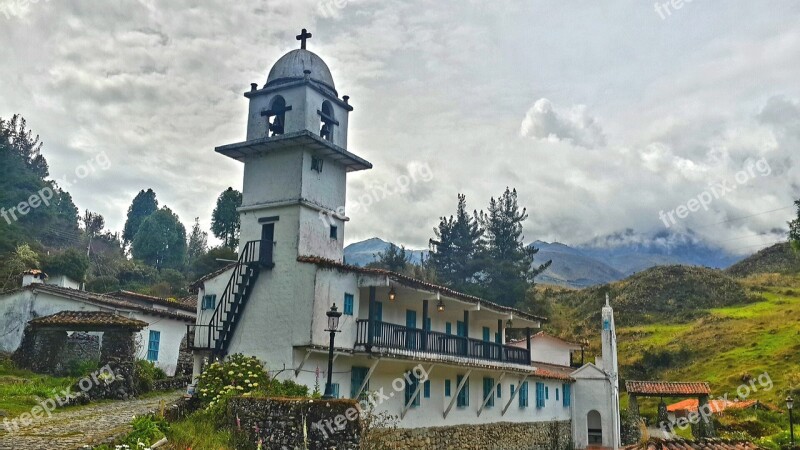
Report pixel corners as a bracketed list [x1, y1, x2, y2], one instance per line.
[0, 356, 77, 417]
[616, 275, 800, 407]
[163, 410, 235, 450]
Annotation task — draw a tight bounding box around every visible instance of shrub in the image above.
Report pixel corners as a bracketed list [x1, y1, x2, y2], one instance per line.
[65, 359, 100, 377]
[196, 354, 270, 419]
[135, 359, 167, 393]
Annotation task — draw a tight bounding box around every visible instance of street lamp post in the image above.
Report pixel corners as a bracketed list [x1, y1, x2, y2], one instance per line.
[788, 396, 795, 448]
[322, 303, 342, 400]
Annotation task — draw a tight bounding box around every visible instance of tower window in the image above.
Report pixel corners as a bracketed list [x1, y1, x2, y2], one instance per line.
[261, 95, 291, 137]
[311, 156, 324, 173]
[318, 100, 338, 142]
[329, 225, 338, 240]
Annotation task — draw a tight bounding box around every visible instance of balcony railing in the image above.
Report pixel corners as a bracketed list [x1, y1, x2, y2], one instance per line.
[355, 320, 530, 366]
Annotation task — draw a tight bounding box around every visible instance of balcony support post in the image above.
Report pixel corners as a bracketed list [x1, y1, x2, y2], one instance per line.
[526, 327, 532, 365]
[367, 286, 376, 351]
[422, 300, 429, 351]
[478, 372, 506, 417]
[401, 364, 435, 420]
[444, 369, 472, 419]
[501, 374, 530, 416]
[498, 319, 505, 362]
[354, 358, 380, 400]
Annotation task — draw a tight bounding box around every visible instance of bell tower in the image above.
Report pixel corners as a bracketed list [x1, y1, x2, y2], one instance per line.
[216, 29, 372, 263]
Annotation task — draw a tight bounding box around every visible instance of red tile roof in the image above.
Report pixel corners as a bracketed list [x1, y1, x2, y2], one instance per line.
[24, 284, 195, 322]
[626, 381, 711, 396]
[29, 311, 148, 330]
[531, 362, 575, 382]
[107, 290, 196, 312]
[668, 398, 768, 413]
[296, 256, 547, 324]
[189, 263, 236, 292]
[623, 439, 760, 450]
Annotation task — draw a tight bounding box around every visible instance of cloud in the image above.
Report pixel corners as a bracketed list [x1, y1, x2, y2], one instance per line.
[519, 99, 606, 149]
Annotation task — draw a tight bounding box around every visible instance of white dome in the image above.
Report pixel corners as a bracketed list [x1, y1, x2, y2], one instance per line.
[266, 49, 336, 94]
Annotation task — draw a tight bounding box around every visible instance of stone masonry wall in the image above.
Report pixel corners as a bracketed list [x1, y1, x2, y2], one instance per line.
[388, 420, 573, 450]
[228, 397, 361, 450]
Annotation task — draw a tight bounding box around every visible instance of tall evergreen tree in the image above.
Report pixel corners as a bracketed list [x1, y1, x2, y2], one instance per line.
[429, 194, 485, 294]
[131, 206, 187, 270]
[789, 199, 800, 252]
[122, 189, 158, 246]
[187, 217, 208, 269]
[211, 187, 242, 250]
[479, 187, 550, 307]
[369, 243, 410, 273]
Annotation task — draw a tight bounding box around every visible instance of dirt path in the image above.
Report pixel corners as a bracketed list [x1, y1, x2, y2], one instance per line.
[0, 391, 182, 450]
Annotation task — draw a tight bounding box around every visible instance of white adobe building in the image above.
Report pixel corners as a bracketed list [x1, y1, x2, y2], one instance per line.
[0, 270, 195, 376]
[189, 30, 620, 447]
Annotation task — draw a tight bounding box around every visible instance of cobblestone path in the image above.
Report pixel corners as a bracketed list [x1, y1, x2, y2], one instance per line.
[0, 391, 182, 450]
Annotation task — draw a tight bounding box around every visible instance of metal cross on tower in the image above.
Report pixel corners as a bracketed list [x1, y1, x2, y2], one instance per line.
[296, 28, 312, 50]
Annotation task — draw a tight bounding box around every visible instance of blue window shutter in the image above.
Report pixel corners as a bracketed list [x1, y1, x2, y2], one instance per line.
[445, 322, 452, 335]
[456, 321, 466, 337]
[344, 293, 354, 315]
[518, 381, 529, 408]
[331, 383, 340, 398]
[563, 384, 571, 407]
[482, 327, 490, 341]
[405, 372, 420, 407]
[424, 317, 431, 331]
[535, 382, 546, 409]
[445, 379, 451, 397]
[147, 330, 160, 362]
[546, 386, 549, 400]
[457, 375, 469, 407]
[483, 377, 494, 407]
[424, 380, 431, 398]
[497, 383, 502, 398]
[351, 367, 368, 398]
[556, 388, 560, 401]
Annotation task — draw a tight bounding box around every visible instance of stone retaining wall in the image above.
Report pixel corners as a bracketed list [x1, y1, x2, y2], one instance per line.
[153, 375, 192, 392]
[227, 397, 361, 450]
[388, 420, 572, 450]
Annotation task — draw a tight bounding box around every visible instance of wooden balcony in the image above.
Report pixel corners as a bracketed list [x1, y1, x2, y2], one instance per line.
[355, 319, 530, 366]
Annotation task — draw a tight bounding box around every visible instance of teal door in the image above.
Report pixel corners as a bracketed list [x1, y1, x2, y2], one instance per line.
[406, 310, 417, 349]
[374, 301, 383, 337]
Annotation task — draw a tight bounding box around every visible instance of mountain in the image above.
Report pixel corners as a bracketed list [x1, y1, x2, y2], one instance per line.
[345, 232, 741, 288]
[530, 241, 623, 288]
[725, 241, 799, 277]
[343, 238, 427, 267]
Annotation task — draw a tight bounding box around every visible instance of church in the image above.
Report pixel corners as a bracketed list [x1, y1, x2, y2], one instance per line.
[189, 29, 621, 449]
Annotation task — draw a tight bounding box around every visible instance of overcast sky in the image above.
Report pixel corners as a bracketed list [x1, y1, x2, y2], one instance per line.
[1, 0, 799, 254]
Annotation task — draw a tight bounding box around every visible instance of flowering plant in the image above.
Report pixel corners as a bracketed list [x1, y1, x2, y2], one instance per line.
[196, 354, 270, 416]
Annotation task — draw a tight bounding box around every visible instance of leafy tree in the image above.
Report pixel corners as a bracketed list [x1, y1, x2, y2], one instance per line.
[0, 115, 79, 253]
[85, 275, 120, 293]
[82, 210, 105, 237]
[429, 194, 485, 294]
[789, 199, 800, 252]
[116, 259, 159, 291]
[368, 243, 410, 272]
[190, 246, 237, 279]
[0, 243, 40, 291]
[478, 187, 550, 307]
[123, 189, 158, 246]
[131, 206, 187, 270]
[186, 217, 208, 269]
[42, 248, 90, 282]
[211, 187, 242, 250]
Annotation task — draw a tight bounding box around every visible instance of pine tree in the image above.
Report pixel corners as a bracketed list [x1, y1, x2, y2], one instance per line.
[123, 189, 158, 246]
[187, 217, 208, 270]
[429, 194, 485, 294]
[479, 187, 550, 307]
[369, 243, 410, 273]
[211, 187, 242, 250]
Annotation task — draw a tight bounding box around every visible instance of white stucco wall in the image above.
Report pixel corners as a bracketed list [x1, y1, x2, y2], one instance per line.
[510, 335, 577, 367]
[291, 353, 571, 428]
[571, 365, 616, 449]
[0, 289, 189, 376]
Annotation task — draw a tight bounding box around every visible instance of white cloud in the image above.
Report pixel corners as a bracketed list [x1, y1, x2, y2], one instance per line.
[519, 99, 606, 149]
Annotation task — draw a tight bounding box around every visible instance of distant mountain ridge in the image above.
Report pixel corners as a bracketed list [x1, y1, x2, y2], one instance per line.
[345, 232, 742, 288]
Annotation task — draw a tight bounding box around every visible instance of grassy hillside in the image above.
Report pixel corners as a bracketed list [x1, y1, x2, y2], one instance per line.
[726, 242, 800, 277]
[530, 268, 800, 407]
[535, 265, 752, 331]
